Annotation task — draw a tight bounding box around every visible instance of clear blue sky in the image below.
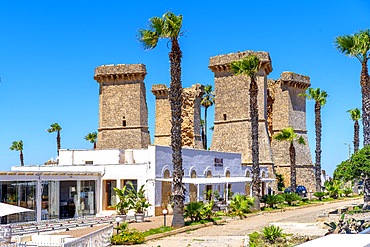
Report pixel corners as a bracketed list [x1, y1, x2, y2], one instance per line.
[0, 1, 369, 176]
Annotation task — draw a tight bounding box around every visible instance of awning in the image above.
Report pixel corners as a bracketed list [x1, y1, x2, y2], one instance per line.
[156, 177, 275, 184]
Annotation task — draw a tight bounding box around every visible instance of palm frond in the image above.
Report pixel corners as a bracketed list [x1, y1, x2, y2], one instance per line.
[297, 136, 306, 145]
[138, 29, 159, 50]
[347, 108, 361, 121]
[163, 11, 182, 39]
[230, 55, 259, 78]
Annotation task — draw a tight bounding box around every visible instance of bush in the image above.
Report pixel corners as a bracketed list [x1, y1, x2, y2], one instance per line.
[263, 194, 284, 208]
[343, 188, 352, 197]
[229, 194, 254, 219]
[282, 193, 301, 206]
[202, 201, 214, 220]
[263, 225, 283, 242]
[111, 229, 145, 245]
[313, 191, 326, 201]
[184, 201, 204, 222]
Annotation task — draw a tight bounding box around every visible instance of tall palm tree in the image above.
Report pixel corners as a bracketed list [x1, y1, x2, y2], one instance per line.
[10, 140, 24, 166]
[200, 85, 214, 150]
[335, 29, 370, 146]
[139, 12, 185, 227]
[230, 55, 261, 209]
[47, 123, 62, 156]
[348, 108, 361, 194]
[85, 132, 97, 149]
[273, 127, 306, 192]
[348, 108, 361, 153]
[300, 88, 328, 192]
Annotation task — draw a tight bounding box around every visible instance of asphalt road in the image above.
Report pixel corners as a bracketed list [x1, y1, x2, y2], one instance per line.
[132, 198, 363, 247]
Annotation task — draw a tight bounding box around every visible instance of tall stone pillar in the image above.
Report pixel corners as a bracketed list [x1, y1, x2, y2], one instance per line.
[151, 84, 204, 149]
[269, 72, 316, 192]
[209, 51, 274, 173]
[94, 64, 150, 149]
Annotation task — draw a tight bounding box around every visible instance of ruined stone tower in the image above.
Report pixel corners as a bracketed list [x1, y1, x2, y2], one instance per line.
[209, 51, 274, 172]
[268, 72, 316, 192]
[94, 64, 150, 149]
[151, 84, 203, 148]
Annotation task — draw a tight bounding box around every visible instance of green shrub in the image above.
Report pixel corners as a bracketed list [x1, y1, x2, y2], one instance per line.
[111, 229, 145, 245]
[184, 201, 204, 221]
[282, 193, 301, 206]
[343, 188, 352, 197]
[229, 194, 254, 219]
[114, 222, 128, 234]
[313, 191, 326, 201]
[248, 231, 263, 247]
[202, 201, 214, 220]
[263, 194, 284, 208]
[263, 225, 283, 242]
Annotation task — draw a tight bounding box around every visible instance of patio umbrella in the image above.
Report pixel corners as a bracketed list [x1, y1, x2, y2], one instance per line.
[0, 202, 34, 217]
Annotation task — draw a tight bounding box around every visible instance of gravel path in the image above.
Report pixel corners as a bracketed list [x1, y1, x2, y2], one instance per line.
[131, 198, 363, 247]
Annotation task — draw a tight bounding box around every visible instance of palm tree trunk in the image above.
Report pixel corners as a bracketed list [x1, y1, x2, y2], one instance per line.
[169, 39, 185, 228]
[20, 150, 24, 166]
[204, 107, 208, 150]
[354, 120, 360, 153]
[315, 101, 322, 192]
[361, 59, 370, 146]
[250, 77, 261, 209]
[57, 131, 61, 155]
[93, 142, 97, 149]
[363, 176, 370, 210]
[289, 142, 297, 192]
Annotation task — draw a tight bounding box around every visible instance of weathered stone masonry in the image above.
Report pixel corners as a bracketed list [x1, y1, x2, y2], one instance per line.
[269, 72, 316, 192]
[94, 64, 150, 150]
[151, 84, 204, 149]
[208, 51, 276, 183]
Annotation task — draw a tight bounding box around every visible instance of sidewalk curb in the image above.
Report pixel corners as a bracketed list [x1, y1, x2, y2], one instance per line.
[145, 219, 226, 242]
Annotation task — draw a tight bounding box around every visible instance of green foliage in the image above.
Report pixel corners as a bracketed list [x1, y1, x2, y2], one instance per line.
[229, 194, 254, 219]
[334, 145, 370, 181]
[282, 193, 301, 206]
[325, 180, 342, 199]
[343, 188, 353, 197]
[184, 202, 204, 222]
[313, 191, 326, 201]
[230, 55, 260, 79]
[9, 140, 23, 151]
[114, 222, 128, 234]
[262, 194, 284, 208]
[263, 225, 283, 242]
[213, 190, 222, 201]
[273, 127, 306, 145]
[129, 183, 151, 213]
[142, 226, 173, 237]
[248, 232, 263, 247]
[111, 229, 145, 245]
[299, 87, 328, 106]
[113, 185, 133, 215]
[275, 173, 285, 191]
[184, 201, 214, 222]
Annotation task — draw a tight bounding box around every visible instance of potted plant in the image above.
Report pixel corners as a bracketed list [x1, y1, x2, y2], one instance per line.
[113, 185, 133, 222]
[129, 183, 150, 222]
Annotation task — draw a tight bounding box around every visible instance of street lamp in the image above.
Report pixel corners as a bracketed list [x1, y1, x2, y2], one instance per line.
[162, 209, 168, 226]
[344, 142, 351, 159]
[115, 217, 123, 234]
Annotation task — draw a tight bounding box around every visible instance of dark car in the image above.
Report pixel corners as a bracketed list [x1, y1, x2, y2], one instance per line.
[295, 185, 307, 197]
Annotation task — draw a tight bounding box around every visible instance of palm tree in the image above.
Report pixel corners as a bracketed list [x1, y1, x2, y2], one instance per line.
[300, 88, 328, 192]
[85, 132, 97, 149]
[348, 108, 361, 153]
[335, 29, 370, 146]
[230, 55, 261, 209]
[47, 123, 62, 155]
[10, 140, 24, 166]
[200, 85, 214, 150]
[348, 108, 361, 194]
[273, 127, 306, 191]
[138, 12, 185, 227]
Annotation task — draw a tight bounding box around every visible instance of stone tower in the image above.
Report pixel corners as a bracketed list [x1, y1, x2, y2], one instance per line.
[209, 51, 274, 171]
[151, 84, 203, 149]
[269, 72, 316, 192]
[94, 64, 150, 149]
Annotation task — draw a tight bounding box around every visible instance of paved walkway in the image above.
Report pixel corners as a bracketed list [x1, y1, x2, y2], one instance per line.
[127, 198, 363, 247]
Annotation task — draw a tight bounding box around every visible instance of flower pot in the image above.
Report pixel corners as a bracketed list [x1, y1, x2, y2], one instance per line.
[135, 213, 145, 222]
[116, 214, 127, 223]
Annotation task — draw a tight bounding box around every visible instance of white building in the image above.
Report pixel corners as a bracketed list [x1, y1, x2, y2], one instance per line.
[0, 145, 274, 222]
